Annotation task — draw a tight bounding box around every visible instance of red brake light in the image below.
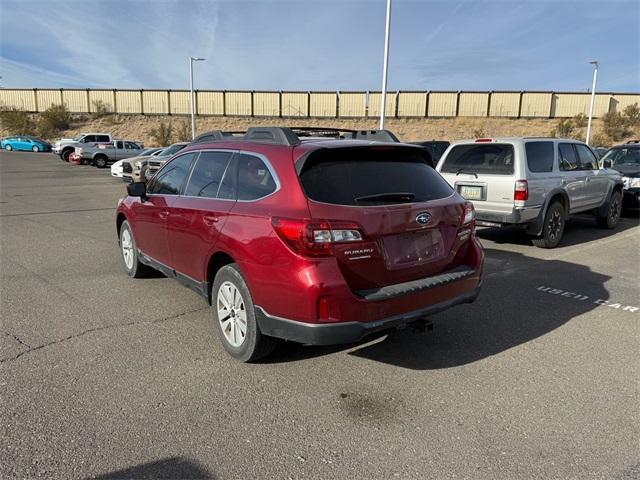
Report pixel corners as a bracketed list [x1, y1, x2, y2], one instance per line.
[475, 138, 493, 143]
[460, 201, 476, 227]
[271, 218, 363, 257]
[514, 180, 528, 201]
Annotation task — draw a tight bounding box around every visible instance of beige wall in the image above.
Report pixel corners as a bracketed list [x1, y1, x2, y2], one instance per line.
[1, 89, 637, 119]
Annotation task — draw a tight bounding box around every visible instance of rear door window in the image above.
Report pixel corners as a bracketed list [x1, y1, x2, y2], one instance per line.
[558, 143, 579, 171]
[575, 144, 599, 170]
[148, 153, 197, 195]
[185, 151, 234, 199]
[440, 144, 515, 175]
[525, 141, 554, 172]
[96, 135, 111, 142]
[299, 147, 452, 206]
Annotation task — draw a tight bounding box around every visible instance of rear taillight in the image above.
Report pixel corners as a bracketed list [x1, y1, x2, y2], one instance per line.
[514, 180, 528, 201]
[271, 217, 363, 257]
[461, 201, 475, 226]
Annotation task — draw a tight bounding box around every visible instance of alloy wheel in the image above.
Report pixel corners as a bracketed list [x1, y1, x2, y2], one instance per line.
[548, 210, 562, 241]
[609, 196, 621, 223]
[121, 228, 134, 270]
[217, 281, 248, 348]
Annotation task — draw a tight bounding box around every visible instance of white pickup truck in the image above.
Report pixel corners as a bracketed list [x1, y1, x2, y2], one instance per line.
[75, 139, 144, 168]
[53, 132, 112, 162]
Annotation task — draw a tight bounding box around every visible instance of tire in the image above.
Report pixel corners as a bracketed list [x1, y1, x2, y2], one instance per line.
[62, 149, 73, 162]
[119, 220, 151, 278]
[5, 144, 12, 151]
[95, 155, 108, 168]
[531, 201, 565, 248]
[32, 146, 39, 152]
[212, 264, 277, 362]
[596, 190, 622, 229]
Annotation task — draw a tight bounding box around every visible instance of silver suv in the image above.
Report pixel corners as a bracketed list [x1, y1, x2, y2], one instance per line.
[436, 137, 623, 248]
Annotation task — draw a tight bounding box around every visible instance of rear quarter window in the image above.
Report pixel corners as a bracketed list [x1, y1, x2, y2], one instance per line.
[299, 147, 452, 206]
[441, 143, 515, 175]
[525, 141, 554, 172]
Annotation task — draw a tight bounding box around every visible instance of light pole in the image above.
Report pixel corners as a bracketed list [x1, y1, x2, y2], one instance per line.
[379, 0, 392, 129]
[189, 56, 205, 140]
[585, 60, 598, 145]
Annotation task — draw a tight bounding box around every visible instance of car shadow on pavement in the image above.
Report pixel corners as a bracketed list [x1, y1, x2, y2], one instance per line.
[476, 213, 639, 248]
[91, 456, 214, 479]
[266, 248, 612, 370]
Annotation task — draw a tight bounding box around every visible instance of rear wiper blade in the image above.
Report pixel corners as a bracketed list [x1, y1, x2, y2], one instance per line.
[355, 192, 415, 203]
[456, 168, 478, 178]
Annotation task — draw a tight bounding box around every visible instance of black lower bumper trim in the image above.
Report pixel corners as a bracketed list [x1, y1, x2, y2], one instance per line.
[355, 265, 475, 301]
[255, 285, 481, 346]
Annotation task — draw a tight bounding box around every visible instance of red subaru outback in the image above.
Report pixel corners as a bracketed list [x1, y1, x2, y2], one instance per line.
[116, 127, 484, 361]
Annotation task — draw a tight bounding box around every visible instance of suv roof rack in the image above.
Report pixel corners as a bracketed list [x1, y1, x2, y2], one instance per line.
[626, 139, 639, 144]
[191, 126, 401, 147]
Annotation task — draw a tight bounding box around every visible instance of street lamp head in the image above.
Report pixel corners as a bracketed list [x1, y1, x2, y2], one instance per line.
[191, 57, 206, 62]
[589, 60, 598, 67]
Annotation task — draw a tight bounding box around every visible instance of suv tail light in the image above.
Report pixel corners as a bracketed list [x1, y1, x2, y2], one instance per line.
[271, 217, 363, 257]
[514, 180, 528, 201]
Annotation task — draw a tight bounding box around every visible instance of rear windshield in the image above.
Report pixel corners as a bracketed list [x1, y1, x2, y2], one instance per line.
[441, 143, 515, 175]
[299, 147, 453, 206]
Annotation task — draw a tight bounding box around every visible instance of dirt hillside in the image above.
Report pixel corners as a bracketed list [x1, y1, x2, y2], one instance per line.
[3, 114, 626, 147]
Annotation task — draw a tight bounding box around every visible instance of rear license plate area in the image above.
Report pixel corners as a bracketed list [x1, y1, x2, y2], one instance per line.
[383, 230, 444, 269]
[457, 184, 485, 201]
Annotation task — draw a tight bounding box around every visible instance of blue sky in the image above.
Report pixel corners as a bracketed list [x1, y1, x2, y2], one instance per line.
[1, 0, 638, 92]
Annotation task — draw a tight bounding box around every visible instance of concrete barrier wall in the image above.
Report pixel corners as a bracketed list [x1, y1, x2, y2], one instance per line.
[1, 88, 637, 118]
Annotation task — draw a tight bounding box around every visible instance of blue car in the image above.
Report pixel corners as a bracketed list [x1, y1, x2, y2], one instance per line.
[1, 135, 51, 152]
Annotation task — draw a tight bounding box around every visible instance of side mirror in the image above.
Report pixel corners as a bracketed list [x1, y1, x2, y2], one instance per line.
[127, 181, 148, 201]
[603, 159, 612, 169]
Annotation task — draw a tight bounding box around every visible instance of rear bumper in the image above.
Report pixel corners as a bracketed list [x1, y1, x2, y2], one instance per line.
[255, 284, 481, 346]
[475, 205, 541, 227]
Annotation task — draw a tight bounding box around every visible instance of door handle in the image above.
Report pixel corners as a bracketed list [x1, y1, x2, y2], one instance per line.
[585, 177, 591, 183]
[158, 210, 170, 220]
[203, 214, 219, 226]
[561, 179, 568, 186]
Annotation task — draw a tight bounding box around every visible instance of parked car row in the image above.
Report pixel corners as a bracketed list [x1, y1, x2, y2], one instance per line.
[105, 125, 631, 362]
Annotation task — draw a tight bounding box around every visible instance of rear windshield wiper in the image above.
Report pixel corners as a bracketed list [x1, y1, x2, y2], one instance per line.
[355, 192, 415, 204]
[455, 168, 478, 178]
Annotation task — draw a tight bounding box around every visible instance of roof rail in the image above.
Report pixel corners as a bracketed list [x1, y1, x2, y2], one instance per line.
[244, 127, 301, 146]
[190, 126, 401, 146]
[626, 139, 639, 144]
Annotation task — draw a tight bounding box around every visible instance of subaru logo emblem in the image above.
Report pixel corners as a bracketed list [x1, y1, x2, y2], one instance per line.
[416, 212, 431, 225]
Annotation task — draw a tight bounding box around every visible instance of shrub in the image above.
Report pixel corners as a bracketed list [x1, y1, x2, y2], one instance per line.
[91, 100, 111, 118]
[623, 103, 640, 126]
[37, 104, 72, 138]
[149, 120, 173, 146]
[174, 121, 191, 142]
[572, 113, 588, 128]
[0, 106, 36, 135]
[472, 128, 485, 138]
[589, 132, 612, 148]
[550, 118, 575, 138]
[601, 111, 630, 141]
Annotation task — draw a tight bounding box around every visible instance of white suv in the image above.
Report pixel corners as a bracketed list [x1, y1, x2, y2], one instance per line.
[436, 137, 623, 248]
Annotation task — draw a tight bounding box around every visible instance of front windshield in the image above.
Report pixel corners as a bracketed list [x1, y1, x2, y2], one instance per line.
[603, 148, 640, 165]
[73, 134, 84, 141]
[140, 148, 157, 156]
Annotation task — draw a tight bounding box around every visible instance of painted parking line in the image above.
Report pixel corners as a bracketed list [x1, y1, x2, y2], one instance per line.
[537, 286, 639, 313]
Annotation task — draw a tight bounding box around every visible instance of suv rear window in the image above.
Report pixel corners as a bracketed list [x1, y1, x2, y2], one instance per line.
[299, 147, 452, 206]
[441, 144, 515, 175]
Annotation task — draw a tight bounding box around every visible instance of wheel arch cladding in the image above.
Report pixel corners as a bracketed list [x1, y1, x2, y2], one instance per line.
[206, 252, 237, 304]
[116, 213, 127, 239]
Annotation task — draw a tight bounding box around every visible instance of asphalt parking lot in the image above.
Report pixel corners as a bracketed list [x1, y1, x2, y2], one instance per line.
[1, 151, 639, 480]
